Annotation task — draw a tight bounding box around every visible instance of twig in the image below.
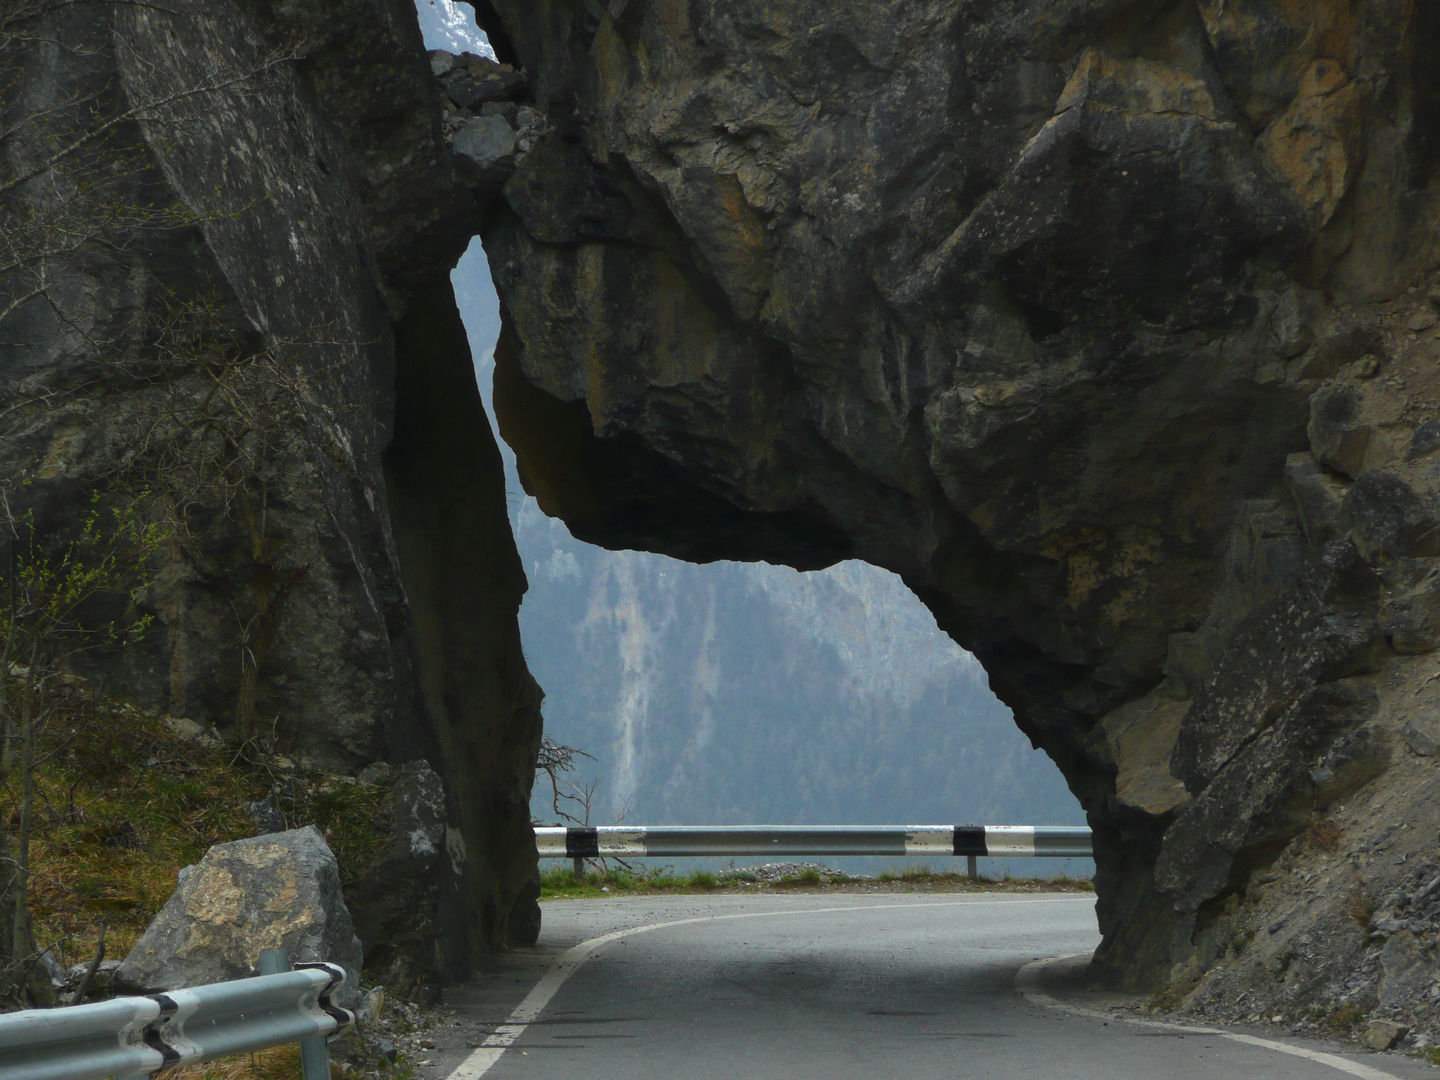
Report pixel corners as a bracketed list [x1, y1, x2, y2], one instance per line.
[72, 919, 106, 1005]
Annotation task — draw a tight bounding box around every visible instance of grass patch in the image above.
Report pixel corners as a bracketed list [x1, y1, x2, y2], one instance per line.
[22, 696, 394, 975]
[539, 864, 1094, 898]
[1344, 886, 1377, 929]
[536, 864, 722, 899]
[167, 1044, 304, 1080]
[26, 705, 267, 967]
[778, 866, 824, 887]
[1326, 1003, 1369, 1035]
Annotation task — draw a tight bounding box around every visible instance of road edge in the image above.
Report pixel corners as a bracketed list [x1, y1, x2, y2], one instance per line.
[445, 894, 1092, 1079]
[1015, 954, 1407, 1080]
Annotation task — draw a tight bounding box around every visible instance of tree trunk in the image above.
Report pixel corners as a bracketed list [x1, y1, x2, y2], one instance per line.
[0, 683, 53, 1007]
[0, 828, 51, 1007]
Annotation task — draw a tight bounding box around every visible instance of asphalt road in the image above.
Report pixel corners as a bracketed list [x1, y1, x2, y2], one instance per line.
[436, 893, 1430, 1080]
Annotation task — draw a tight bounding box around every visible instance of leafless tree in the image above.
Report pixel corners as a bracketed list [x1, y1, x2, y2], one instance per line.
[535, 735, 597, 827]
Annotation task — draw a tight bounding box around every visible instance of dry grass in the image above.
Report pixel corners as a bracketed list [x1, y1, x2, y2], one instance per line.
[20, 697, 392, 973]
[168, 1044, 305, 1080]
[1344, 885, 1377, 928]
[1307, 819, 1342, 853]
[166, 1042, 387, 1080]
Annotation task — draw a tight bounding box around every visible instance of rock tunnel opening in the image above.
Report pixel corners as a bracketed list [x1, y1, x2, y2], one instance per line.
[447, 0, 1440, 1009]
[449, 237, 1091, 878]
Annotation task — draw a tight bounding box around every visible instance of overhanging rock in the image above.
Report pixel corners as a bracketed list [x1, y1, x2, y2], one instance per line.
[471, 0, 1440, 1007]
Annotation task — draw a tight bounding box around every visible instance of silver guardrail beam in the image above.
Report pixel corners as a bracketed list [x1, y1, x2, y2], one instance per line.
[0, 954, 352, 1080]
[535, 825, 1092, 859]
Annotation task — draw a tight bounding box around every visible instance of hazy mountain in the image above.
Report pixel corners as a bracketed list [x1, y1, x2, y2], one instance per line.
[445, 241, 1086, 868]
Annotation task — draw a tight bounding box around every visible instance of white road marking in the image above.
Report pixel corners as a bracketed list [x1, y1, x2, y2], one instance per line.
[444, 895, 1090, 1080]
[1016, 953, 1406, 1080]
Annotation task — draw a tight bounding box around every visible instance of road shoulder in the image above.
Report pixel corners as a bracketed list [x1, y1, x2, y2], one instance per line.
[1017, 953, 1435, 1079]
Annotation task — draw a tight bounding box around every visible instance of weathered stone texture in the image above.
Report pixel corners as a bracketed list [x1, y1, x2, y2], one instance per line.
[115, 827, 363, 1005]
[2, 0, 541, 986]
[470, 0, 1440, 1003]
[347, 761, 451, 1003]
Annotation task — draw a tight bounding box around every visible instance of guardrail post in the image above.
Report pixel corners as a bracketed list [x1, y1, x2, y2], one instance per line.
[258, 949, 332, 1080]
[967, 854, 977, 881]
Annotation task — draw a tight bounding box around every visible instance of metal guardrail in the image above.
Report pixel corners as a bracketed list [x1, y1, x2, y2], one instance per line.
[535, 824, 1093, 878]
[0, 949, 353, 1080]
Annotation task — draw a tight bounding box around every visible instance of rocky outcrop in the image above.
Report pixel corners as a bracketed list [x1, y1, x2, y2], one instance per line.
[115, 827, 362, 1005]
[12, 0, 1440, 1030]
[469, 0, 1440, 1020]
[1, 0, 540, 985]
[346, 762, 449, 1003]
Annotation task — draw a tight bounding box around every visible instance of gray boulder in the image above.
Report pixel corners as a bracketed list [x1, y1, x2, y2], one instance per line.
[1341, 467, 1440, 564]
[452, 115, 517, 187]
[116, 826, 361, 1006]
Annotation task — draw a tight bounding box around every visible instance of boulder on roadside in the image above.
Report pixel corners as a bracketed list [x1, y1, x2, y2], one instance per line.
[115, 826, 361, 1006]
[1362, 1018, 1409, 1051]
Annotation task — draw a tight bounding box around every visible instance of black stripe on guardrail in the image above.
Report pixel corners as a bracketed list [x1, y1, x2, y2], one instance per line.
[296, 962, 356, 1030]
[146, 993, 183, 1068]
[952, 825, 986, 857]
[566, 827, 600, 859]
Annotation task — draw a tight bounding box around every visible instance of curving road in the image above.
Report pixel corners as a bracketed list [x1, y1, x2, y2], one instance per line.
[434, 894, 1428, 1080]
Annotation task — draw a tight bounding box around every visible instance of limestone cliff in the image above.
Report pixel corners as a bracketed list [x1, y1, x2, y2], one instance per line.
[471, 0, 1440, 1030]
[1, 0, 541, 992]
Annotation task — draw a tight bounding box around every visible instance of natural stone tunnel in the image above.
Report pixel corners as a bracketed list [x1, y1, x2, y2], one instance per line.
[7, 0, 1440, 1024]
[468, 0, 1440, 1002]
